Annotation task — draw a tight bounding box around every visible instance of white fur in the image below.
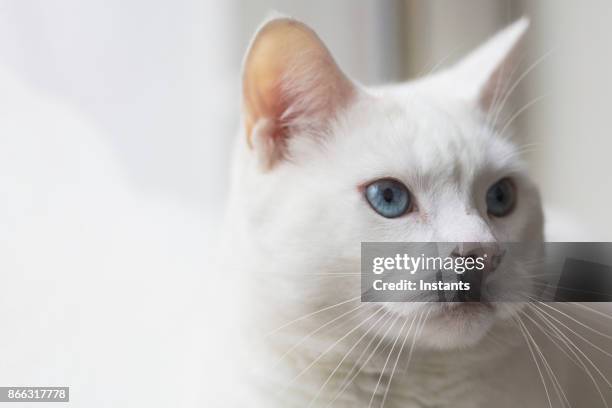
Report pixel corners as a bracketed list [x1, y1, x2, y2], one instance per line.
[221, 18, 612, 407]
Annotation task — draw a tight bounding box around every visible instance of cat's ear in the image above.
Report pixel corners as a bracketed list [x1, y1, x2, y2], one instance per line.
[452, 18, 529, 112]
[242, 17, 356, 170]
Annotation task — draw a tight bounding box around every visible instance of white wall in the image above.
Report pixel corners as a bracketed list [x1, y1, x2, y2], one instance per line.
[0, 0, 238, 211]
[524, 0, 612, 240]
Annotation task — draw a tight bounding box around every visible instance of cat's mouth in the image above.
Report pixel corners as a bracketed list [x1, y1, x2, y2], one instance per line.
[435, 302, 494, 319]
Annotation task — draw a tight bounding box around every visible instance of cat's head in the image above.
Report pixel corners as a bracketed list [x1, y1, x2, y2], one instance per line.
[236, 17, 543, 349]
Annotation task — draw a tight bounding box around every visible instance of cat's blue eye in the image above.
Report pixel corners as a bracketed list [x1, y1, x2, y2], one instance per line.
[365, 178, 412, 218]
[486, 178, 516, 217]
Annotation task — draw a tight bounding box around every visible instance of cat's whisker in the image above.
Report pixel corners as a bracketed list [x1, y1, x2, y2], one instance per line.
[276, 307, 399, 400]
[514, 315, 554, 408]
[533, 305, 585, 368]
[369, 309, 413, 408]
[328, 312, 402, 407]
[305, 308, 391, 408]
[270, 303, 371, 370]
[528, 302, 611, 407]
[534, 305, 612, 364]
[264, 295, 362, 337]
[523, 303, 582, 368]
[519, 309, 572, 407]
[570, 303, 612, 321]
[498, 142, 542, 163]
[506, 143, 542, 154]
[529, 302, 612, 389]
[525, 316, 571, 408]
[498, 143, 542, 162]
[380, 307, 418, 408]
[327, 310, 400, 407]
[537, 302, 612, 342]
[401, 307, 430, 374]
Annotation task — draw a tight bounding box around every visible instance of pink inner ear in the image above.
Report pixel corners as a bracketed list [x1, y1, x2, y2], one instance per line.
[242, 18, 355, 152]
[242, 54, 285, 147]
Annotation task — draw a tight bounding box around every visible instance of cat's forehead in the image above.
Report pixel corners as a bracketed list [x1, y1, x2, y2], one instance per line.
[329, 89, 523, 185]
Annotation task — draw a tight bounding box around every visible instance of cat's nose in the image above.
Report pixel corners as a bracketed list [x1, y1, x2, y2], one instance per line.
[452, 242, 504, 273]
[452, 243, 505, 302]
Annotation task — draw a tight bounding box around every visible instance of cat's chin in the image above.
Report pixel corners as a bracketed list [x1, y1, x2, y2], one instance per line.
[420, 303, 497, 349]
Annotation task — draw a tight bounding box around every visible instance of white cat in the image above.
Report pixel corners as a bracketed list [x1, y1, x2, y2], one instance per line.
[219, 17, 612, 407]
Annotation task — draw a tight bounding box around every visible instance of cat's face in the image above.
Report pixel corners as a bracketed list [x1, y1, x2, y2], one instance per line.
[237, 18, 543, 349]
